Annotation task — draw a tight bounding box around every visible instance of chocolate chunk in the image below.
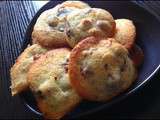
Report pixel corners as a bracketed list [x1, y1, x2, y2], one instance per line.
[35, 90, 45, 99]
[120, 58, 126, 72]
[64, 66, 68, 73]
[66, 29, 72, 38]
[65, 28, 75, 38]
[120, 65, 125, 72]
[65, 20, 75, 38]
[108, 74, 113, 81]
[62, 59, 69, 73]
[96, 20, 111, 32]
[33, 54, 41, 61]
[104, 64, 108, 70]
[66, 58, 69, 63]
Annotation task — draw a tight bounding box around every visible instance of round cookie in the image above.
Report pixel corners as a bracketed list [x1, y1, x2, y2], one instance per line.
[65, 8, 116, 48]
[32, 1, 90, 48]
[114, 19, 136, 49]
[69, 37, 137, 101]
[10, 44, 47, 96]
[27, 48, 81, 119]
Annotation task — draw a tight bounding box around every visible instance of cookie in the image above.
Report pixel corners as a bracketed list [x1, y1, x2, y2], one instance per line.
[114, 19, 136, 49]
[27, 48, 81, 119]
[32, 1, 90, 48]
[10, 44, 47, 96]
[69, 37, 136, 101]
[66, 8, 116, 47]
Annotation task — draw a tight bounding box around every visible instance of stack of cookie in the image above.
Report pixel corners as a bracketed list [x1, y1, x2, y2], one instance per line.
[10, 1, 143, 119]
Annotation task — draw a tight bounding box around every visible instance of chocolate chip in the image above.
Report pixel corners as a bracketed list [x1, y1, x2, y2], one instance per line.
[120, 66, 125, 72]
[62, 59, 69, 73]
[64, 66, 68, 73]
[62, 62, 68, 73]
[104, 64, 108, 70]
[64, 20, 75, 38]
[35, 90, 44, 99]
[66, 29, 74, 38]
[62, 58, 69, 66]
[66, 29, 71, 37]
[89, 51, 93, 55]
[66, 58, 69, 63]
[96, 20, 111, 32]
[54, 77, 57, 81]
[108, 74, 113, 80]
[33, 54, 41, 61]
[120, 59, 126, 72]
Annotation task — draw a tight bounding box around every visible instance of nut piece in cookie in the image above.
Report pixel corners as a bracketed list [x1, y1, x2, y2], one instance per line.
[69, 37, 137, 101]
[66, 8, 116, 48]
[114, 19, 136, 49]
[32, 1, 90, 48]
[27, 48, 81, 119]
[10, 44, 47, 96]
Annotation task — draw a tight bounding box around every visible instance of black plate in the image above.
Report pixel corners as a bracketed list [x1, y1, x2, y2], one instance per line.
[20, 1, 160, 119]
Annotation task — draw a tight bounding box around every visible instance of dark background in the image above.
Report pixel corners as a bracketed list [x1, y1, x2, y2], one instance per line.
[1, 1, 160, 119]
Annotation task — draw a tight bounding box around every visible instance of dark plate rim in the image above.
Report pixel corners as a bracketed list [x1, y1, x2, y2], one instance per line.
[20, 1, 160, 119]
